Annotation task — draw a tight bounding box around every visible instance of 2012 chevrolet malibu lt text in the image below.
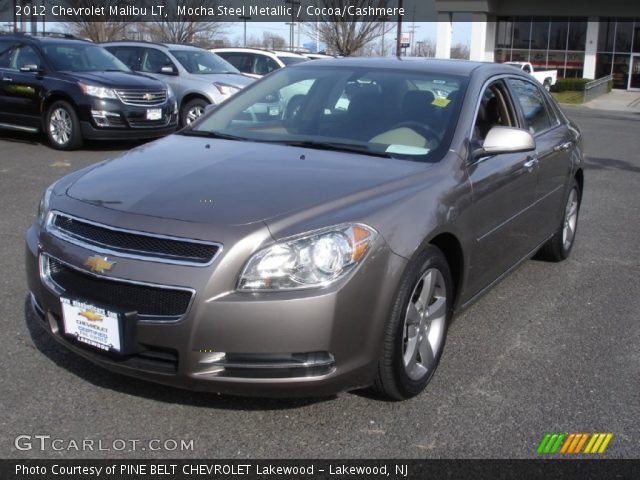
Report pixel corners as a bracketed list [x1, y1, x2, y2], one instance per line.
[25, 58, 584, 399]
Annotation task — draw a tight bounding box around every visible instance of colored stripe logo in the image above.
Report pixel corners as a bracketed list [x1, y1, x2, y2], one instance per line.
[537, 433, 613, 454]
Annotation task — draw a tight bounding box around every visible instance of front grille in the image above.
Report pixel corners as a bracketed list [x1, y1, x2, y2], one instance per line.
[44, 256, 192, 319]
[51, 213, 219, 265]
[127, 116, 171, 128]
[116, 89, 167, 106]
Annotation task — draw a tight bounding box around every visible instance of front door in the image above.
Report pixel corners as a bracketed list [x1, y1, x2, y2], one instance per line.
[629, 55, 640, 91]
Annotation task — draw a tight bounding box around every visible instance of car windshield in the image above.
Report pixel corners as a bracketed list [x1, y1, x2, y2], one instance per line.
[170, 50, 239, 74]
[189, 64, 467, 162]
[43, 43, 130, 72]
[278, 56, 308, 66]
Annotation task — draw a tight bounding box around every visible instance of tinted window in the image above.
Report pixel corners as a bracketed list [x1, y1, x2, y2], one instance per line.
[107, 46, 140, 70]
[472, 81, 516, 143]
[11, 45, 41, 70]
[278, 56, 307, 66]
[0, 41, 15, 69]
[216, 52, 253, 73]
[254, 54, 279, 75]
[42, 43, 129, 72]
[170, 50, 238, 74]
[508, 78, 553, 134]
[140, 48, 174, 73]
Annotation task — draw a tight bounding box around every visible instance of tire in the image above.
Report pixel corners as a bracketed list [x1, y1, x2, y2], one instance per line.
[180, 98, 208, 127]
[371, 245, 453, 400]
[45, 101, 82, 150]
[536, 179, 581, 262]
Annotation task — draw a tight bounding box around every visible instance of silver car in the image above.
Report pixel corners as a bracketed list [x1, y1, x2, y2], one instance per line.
[103, 41, 254, 126]
[26, 58, 583, 400]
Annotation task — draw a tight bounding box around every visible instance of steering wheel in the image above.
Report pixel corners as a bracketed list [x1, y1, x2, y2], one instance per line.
[389, 121, 440, 147]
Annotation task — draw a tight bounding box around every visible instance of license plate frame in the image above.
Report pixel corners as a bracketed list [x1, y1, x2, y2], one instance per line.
[60, 297, 122, 353]
[146, 108, 162, 120]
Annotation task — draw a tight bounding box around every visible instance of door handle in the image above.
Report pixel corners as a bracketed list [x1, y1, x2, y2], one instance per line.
[553, 141, 573, 152]
[523, 157, 538, 170]
[2, 77, 13, 82]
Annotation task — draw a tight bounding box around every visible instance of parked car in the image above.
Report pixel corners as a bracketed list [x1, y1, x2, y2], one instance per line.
[211, 48, 308, 78]
[103, 41, 254, 126]
[0, 33, 178, 150]
[26, 58, 583, 399]
[505, 61, 557, 91]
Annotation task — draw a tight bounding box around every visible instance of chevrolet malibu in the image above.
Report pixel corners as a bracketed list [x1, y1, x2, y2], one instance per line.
[26, 58, 584, 400]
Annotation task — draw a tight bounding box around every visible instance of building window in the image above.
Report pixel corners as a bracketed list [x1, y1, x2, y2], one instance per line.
[495, 17, 586, 78]
[596, 19, 639, 88]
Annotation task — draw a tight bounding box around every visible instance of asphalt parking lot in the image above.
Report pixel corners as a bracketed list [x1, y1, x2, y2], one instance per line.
[1, 106, 638, 459]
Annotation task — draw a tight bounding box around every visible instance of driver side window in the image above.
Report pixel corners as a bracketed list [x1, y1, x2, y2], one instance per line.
[472, 81, 516, 145]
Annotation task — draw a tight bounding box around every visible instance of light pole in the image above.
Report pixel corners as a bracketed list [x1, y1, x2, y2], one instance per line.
[238, 15, 251, 47]
[395, 0, 403, 57]
[284, 0, 300, 50]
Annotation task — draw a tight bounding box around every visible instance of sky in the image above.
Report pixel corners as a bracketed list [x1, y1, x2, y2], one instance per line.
[225, 21, 472, 52]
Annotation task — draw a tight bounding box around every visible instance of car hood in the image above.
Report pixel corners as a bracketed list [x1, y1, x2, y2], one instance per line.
[66, 135, 429, 226]
[62, 71, 165, 89]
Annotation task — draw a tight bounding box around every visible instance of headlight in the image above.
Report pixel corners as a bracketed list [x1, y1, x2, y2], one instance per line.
[213, 82, 240, 96]
[78, 83, 117, 99]
[37, 184, 55, 226]
[238, 224, 377, 291]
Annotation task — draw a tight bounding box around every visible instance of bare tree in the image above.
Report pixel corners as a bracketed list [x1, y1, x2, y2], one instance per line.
[59, 0, 133, 42]
[306, 0, 395, 56]
[450, 43, 470, 60]
[413, 38, 436, 57]
[262, 32, 287, 50]
[141, 0, 225, 47]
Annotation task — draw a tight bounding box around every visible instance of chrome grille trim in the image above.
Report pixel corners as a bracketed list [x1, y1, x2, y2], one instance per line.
[115, 89, 167, 106]
[47, 211, 222, 267]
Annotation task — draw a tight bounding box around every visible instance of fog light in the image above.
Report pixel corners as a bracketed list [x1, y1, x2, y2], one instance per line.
[91, 110, 121, 127]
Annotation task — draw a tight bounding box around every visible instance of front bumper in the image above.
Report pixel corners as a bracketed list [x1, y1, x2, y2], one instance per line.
[78, 98, 178, 141]
[25, 213, 407, 397]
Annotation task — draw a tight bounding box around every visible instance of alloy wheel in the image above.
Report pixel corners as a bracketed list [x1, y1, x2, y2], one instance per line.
[402, 268, 447, 381]
[49, 108, 72, 145]
[562, 188, 579, 250]
[186, 105, 205, 124]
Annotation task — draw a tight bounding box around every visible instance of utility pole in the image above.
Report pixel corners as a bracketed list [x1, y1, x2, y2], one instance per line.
[238, 15, 251, 47]
[284, 0, 300, 50]
[395, 0, 403, 57]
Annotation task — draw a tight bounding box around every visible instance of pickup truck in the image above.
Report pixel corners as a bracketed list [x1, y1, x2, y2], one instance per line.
[505, 62, 557, 91]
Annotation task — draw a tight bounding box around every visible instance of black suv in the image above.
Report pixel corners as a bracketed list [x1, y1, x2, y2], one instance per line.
[0, 33, 178, 150]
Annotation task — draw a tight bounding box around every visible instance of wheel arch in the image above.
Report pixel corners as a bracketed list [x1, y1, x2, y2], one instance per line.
[427, 232, 464, 308]
[180, 92, 211, 111]
[40, 92, 78, 127]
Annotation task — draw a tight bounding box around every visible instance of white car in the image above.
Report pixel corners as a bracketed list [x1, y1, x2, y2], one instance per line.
[211, 48, 308, 79]
[505, 62, 557, 91]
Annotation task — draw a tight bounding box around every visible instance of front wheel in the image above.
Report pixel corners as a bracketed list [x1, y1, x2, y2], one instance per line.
[181, 98, 208, 126]
[536, 179, 581, 262]
[45, 101, 82, 150]
[371, 246, 453, 400]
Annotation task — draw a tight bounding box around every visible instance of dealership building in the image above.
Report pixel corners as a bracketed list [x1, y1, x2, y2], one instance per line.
[434, 0, 640, 89]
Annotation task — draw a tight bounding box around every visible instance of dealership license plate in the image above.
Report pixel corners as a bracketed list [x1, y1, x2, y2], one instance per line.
[146, 108, 162, 120]
[61, 298, 121, 352]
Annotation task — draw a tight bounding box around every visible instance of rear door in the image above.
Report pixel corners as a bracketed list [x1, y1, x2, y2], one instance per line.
[465, 78, 540, 296]
[105, 45, 142, 71]
[507, 77, 573, 243]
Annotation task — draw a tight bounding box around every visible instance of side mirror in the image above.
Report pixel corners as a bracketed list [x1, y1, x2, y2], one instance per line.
[19, 64, 42, 73]
[474, 126, 535, 158]
[160, 65, 178, 75]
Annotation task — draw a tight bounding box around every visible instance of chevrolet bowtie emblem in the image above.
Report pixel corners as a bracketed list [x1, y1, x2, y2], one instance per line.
[143, 93, 155, 101]
[84, 255, 115, 273]
[79, 310, 103, 321]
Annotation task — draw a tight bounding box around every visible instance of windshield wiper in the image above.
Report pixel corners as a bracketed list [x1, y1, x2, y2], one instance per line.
[264, 140, 392, 158]
[180, 129, 248, 141]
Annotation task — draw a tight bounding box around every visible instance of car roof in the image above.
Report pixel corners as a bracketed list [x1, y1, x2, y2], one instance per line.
[273, 51, 306, 58]
[289, 56, 511, 76]
[102, 40, 205, 51]
[1, 33, 92, 45]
